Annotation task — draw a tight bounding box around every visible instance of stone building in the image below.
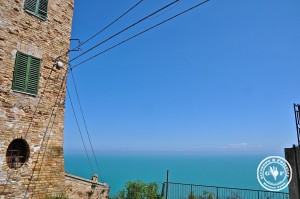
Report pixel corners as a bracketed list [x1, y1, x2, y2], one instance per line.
[0, 0, 109, 198]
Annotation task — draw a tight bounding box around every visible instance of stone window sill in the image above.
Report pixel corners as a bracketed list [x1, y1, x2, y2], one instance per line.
[24, 9, 47, 21]
[12, 89, 38, 97]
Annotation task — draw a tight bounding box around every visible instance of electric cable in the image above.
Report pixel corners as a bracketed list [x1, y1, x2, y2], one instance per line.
[2, 0, 211, 196]
[66, 87, 95, 174]
[30, 113, 58, 198]
[1, 65, 56, 196]
[68, 0, 146, 53]
[70, 69, 101, 176]
[23, 68, 69, 199]
[23, 65, 55, 138]
[150, 0, 182, 19]
[30, 69, 69, 198]
[71, 0, 211, 70]
[69, 0, 180, 62]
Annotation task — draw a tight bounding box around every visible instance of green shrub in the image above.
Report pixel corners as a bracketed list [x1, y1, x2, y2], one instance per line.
[188, 191, 215, 199]
[110, 180, 163, 199]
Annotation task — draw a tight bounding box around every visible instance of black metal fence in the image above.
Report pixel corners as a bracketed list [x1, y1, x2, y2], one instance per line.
[161, 182, 290, 199]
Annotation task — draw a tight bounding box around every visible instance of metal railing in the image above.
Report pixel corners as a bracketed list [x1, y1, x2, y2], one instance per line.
[161, 182, 290, 199]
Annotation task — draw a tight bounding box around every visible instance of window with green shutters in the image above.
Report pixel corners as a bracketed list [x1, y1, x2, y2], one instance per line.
[12, 52, 41, 95]
[24, 0, 49, 20]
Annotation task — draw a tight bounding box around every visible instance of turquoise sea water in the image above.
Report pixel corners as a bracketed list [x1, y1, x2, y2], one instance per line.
[64, 153, 288, 197]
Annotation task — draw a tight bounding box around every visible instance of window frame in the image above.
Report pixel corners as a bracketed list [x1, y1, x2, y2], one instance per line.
[24, 0, 49, 21]
[12, 51, 41, 96]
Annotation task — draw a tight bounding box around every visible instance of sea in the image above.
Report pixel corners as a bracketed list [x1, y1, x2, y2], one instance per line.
[64, 152, 289, 197]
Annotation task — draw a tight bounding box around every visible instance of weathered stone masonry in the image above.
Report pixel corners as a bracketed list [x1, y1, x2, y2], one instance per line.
[0, 0, 109, 198]
[65, 173, 109, 199]
[0, 0, 74, 198]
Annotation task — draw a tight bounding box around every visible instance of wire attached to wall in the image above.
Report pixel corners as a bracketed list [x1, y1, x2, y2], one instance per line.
[69, 0, 146, 52]
[23, 68, 69, 199]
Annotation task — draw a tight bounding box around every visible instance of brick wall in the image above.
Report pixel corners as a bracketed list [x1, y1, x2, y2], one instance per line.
[0, 0, 74, 198]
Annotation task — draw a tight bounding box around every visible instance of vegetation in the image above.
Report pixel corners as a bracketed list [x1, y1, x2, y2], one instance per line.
[110, 180, 163, 199]
[188, 191, 215, 199]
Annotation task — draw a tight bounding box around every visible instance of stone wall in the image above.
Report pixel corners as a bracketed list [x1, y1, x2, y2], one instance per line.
[65, 173, 109, 199]
[0, 0, 74, 198]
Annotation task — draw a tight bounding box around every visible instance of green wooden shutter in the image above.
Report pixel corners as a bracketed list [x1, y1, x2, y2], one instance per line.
[12, 52, 41, 95]
[27, 57, 41, 95]
[24, 0, 49, 20]
[12, 52, 29, 92]
[38, 0, 49, 20]
[24, 0, 38, 13]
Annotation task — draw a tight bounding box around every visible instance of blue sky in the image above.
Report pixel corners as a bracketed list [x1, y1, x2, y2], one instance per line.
[64, 0, 300, 154]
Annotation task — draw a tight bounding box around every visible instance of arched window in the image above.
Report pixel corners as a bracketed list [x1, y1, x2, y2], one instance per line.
[6, 139, 30, 169]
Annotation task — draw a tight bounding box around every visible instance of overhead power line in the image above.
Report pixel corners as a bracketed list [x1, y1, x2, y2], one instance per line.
[67, 87, 95, 174]
[69, 0, 146, 53]
[71, 0, 211, 70]
[3, 0, 146, 195]
[151, 0, 182, 19]
[69, 0, 180, 63]
[70, 69, 101, 176]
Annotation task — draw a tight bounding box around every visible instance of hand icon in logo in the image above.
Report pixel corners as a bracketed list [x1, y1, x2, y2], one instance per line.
[269, 166, 279, 181]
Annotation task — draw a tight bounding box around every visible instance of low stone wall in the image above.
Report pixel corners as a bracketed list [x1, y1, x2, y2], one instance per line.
[65, 173, 109, 199]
